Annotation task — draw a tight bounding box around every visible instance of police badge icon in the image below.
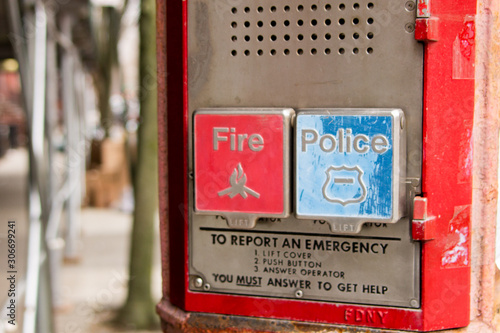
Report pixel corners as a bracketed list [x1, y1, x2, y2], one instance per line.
[322, 165, 367, 206]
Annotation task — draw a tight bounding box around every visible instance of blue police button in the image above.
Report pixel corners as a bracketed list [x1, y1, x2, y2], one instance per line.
[295, 109, 406, 233]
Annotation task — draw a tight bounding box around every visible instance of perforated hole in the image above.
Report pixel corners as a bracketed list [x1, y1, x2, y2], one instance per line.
[228, 2, 377, 56]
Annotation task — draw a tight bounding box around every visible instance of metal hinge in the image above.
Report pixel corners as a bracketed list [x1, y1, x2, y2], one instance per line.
[415, 0, 439, 42]
[412, 196, 437, 241]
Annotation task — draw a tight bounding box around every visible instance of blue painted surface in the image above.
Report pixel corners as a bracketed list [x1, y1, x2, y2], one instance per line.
[296, 113, 394, 219]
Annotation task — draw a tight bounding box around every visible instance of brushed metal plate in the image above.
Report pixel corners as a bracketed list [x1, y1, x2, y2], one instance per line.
[187, 0, 423, 308]
[190, 215, 420, 308]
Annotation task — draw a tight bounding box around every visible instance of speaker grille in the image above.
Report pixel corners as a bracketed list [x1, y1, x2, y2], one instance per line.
[228, 1, 380, 57]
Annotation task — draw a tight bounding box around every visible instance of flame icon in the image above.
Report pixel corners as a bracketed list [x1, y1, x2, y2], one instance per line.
[218, 163, 260, 199]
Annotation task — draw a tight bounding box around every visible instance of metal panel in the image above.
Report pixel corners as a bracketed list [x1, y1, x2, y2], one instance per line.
[188, 0, 422, 309]
[190, 216, 420, 308]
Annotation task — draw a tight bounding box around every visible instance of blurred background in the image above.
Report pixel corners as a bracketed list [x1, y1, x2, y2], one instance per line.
[0, 0, 161, 332]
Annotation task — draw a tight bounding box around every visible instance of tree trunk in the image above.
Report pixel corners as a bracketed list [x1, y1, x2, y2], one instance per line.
[94, 6, 121, 138]
[115, 0, 158, 329]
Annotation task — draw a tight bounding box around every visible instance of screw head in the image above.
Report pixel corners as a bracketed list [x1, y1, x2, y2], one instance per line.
[194, 277, 203, 288]
[295, 290, 303, 298]
[405, 23, 415, 33]
[410, 299, 420, 308]
[405, 1, 416, 11]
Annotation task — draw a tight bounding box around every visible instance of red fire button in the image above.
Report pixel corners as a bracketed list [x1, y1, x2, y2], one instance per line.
[194, 109, 293, 228]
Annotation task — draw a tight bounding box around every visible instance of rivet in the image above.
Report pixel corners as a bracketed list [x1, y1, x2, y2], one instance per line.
[194, 277, 203, 288]
[203, 283, 211, 291]
[295, 290, 303, 298]
[410, 299, 420, 308]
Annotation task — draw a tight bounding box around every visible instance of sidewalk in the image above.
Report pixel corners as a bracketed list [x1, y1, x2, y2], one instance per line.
[0, 149, 162, 332]
[55, 207, 162, 333]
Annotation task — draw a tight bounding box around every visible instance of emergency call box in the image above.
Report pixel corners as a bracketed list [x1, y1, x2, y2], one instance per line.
[159, 0, 475, 330]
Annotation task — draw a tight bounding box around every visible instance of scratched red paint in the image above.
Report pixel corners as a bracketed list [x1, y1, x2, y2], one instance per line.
[441, 206, 471, 268]
[418, 2, 428, 17]
[459, 19, 476, 60]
